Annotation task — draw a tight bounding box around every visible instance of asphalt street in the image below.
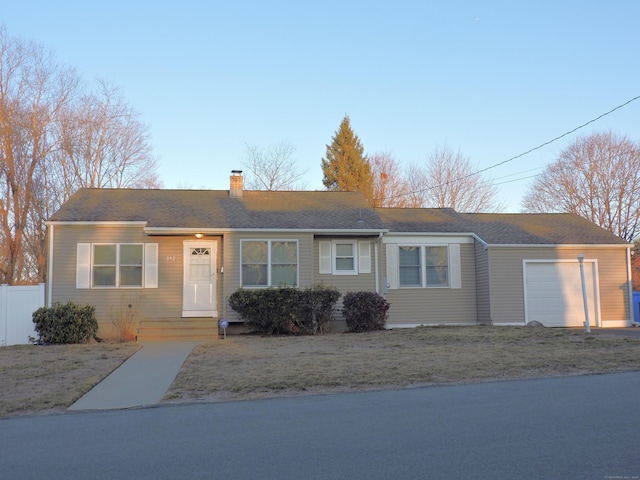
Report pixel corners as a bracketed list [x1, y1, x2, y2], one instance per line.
[2, 372, 640, 479]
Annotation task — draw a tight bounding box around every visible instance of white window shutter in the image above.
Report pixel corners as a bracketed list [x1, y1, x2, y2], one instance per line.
[76, 243, 91, 289]
[358, 241, 371, 274]
[144, 243, 159, 288]
[319, 241, 332, 274]
[449, 243, 462, 289]
[385, 244, 398, 289]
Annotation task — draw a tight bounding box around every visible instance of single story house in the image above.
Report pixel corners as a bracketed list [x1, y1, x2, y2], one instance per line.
[46, 172, 633, 340]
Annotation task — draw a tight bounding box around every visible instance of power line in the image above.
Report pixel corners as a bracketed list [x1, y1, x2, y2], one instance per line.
[473, 94, 640, 176]
[377, 94, 640, 204]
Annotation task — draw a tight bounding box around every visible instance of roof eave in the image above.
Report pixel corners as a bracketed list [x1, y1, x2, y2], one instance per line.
[46, 221, 148, 227]
[143, 227, 388, 235]
[483, 243, 631, 248]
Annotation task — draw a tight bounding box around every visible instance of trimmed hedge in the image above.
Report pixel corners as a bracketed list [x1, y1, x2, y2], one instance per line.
[228, 285, 341, 335]
[32, 301, 98, 344]
[342, 291, 389, 332]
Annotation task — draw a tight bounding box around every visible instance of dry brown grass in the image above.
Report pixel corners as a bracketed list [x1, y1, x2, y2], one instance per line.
[164, 326, 640, 403]
[2, 327, 639, 419]
[0, 342, 139, 418]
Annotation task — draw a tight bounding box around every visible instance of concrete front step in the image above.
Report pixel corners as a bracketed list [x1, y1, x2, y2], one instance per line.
[137, 319, 219, 342]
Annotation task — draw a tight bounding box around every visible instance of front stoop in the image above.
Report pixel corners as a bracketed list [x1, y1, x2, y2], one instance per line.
[137, 319, 219, 342]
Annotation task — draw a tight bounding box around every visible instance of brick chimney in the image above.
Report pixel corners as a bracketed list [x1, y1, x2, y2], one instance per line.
[229, 170, 243, 198]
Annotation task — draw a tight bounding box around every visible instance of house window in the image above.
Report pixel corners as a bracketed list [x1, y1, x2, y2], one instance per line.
[335, 242, 355, 272]
[425, 246, 448, 286]
[399, 246, 421, 286]
[92, 244, 143, 287]
[241, 240, 298, 287]
[318, 240, 371, 275]
[398, 245, 448, 288]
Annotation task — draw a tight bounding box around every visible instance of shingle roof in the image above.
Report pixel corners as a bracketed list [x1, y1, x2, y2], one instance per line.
[462, 212, 629, 245]
[50, 189, 629, 245]
[376, 208, 467, 233]
[377, 208, 628, 245]
[48, 188, 387, 232]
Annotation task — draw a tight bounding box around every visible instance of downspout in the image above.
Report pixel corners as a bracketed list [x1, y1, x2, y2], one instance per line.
[374, 232, 382, 294]
[47, 224, 54, 307]
[627, 246, 635, 326]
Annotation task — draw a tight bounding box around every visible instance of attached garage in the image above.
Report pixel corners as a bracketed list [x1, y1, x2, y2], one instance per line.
[523, 260, 599, 327]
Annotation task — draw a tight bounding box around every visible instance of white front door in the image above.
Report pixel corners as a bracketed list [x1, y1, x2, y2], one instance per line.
[183, 241, 218, 317]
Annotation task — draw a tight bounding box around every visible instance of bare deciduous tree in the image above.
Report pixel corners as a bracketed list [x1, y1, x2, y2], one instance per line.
[54, 78, 160, 197]
[0, 28, 160, 284]
[522, 131, 640, 241]
[242, 141, 306, 190]
[370, 152, 416, 207]
[421, 146, 503, 213]
[0, 27, 79, 283]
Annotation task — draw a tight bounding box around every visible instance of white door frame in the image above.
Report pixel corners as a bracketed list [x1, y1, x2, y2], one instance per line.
[182, 240, 218, 317]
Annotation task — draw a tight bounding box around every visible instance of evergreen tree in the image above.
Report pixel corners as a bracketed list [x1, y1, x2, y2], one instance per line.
[321, 115, 373, 201]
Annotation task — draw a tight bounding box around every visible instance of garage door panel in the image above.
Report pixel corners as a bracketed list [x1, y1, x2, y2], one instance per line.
[525, 261, 597, 328]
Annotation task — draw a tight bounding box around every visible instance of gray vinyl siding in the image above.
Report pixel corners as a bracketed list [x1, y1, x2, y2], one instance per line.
[474, 240, 491, 324]
[312, 237, 378, 292]
[311, 237, 379, 328]
[50, 225, 223, 336]
[221, 232, 314, 323]
[384, 243, 477, 326]
[487, 246, 630, 325]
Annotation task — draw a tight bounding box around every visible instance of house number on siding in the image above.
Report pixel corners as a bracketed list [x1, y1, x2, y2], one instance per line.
[166, 256, 176, 261]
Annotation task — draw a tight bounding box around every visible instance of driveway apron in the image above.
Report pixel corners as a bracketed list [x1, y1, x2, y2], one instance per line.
[68, 342, 199, 411]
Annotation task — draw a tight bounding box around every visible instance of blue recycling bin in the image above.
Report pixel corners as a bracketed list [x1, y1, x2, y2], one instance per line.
[633, 292, 640, 324]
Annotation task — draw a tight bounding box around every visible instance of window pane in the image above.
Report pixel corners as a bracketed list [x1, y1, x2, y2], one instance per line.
[242, 241, 267, 264]
[399, 246, 421, 286]
[425, 247, 448, 286]
[120, 266, 143, 286]
[272, 265, 297, 286]
[336, 244, 353, 257]
[94, 245, 116, 265]
[399, 246, 420, 265]
[242, 265, 268, 286]
[271, 241, 297, 286]
[190, 264, 211, 281]
[190, 248, 211, 281]
[271, 241, 296, 263]
[93, 266, 116, 286]
[120, 244, 143, 265]
[336, 257, 354, 270]
[426, 266, 448, 286]
[242, 241, 268, 286]
[424, 246, 447, 267]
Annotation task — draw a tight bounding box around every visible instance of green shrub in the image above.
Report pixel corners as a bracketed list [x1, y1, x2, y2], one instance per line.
[342, 291, 389, 332]
[297, 284, 342, 334]
[228, 285, 341, 335]
[32, 301, 98, 344]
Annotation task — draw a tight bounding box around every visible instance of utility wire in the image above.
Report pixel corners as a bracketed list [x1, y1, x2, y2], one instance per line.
[377, 94, 640, 204]
[473, 94, 640, 176]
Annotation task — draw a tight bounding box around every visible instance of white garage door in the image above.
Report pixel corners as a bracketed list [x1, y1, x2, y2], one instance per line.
[524, 261, 598, 327]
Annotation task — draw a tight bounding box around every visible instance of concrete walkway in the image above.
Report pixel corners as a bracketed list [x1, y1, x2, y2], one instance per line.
[68, 342, 199, 411]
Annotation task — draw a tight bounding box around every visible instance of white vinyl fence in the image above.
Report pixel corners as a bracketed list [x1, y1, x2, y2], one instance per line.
[0, 284, 45, 346]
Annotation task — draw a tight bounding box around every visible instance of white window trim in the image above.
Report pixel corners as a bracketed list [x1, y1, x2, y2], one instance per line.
[398, 245, 423, 288]
[332, 240, 358, 275]
[389, 243, 461, 290]
[77, 243, 158, 289]
[240, 239, 299, 288]
[318, 240, 372, 276]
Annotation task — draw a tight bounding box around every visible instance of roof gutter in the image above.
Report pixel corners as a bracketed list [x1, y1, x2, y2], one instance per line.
[46, 221, 148, 227]
[482, 243, 631, 249]
[143, 227, 389, 236]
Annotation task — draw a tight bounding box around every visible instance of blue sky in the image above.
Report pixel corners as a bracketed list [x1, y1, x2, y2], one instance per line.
[3, 1, 639, 211]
